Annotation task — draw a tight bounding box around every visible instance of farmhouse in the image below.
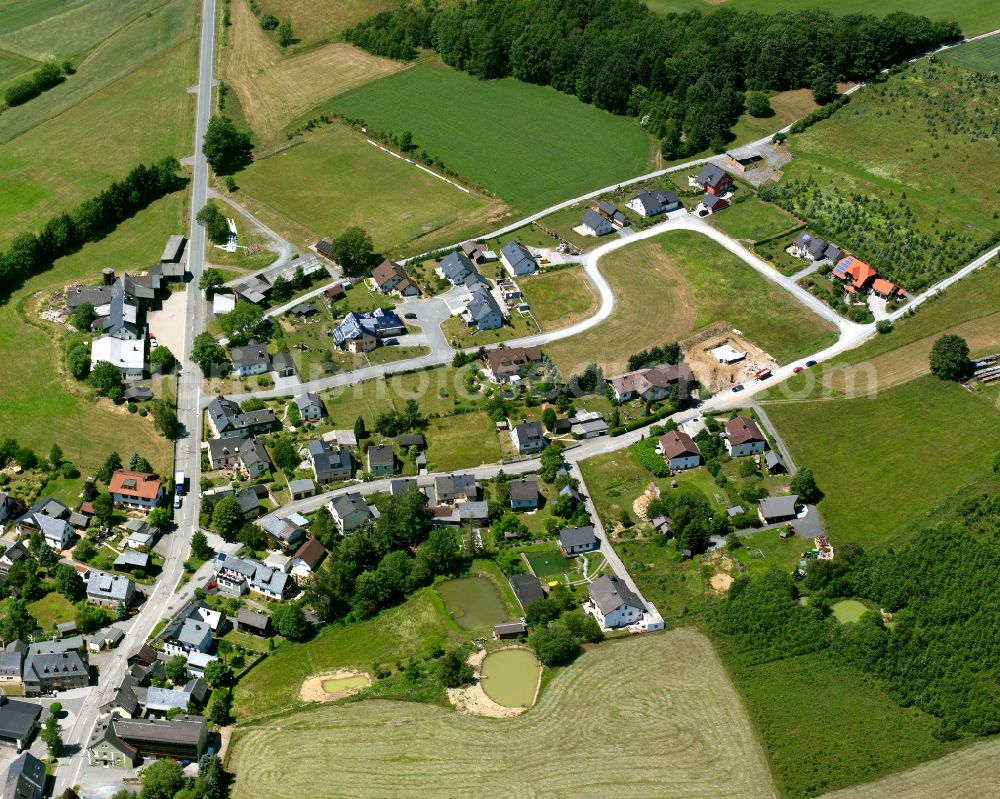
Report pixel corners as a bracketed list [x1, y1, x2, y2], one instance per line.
[510, 421, 545, 455]
[328, 493, 373, 533]
[586, 575, 645, 629]
[500, 240, 538, 277]
[0, 698, 41, 751]
[758, 494, 800, 524]
[790, 231, 842, 263]
[833, 256, 877, 293]
[372, 259, 420, 297]
[484, 345, 542, 383]
[87, 716, 207, 769]
[559, 526, 598, 555]
[509, 574, 545, 609]
[581, 209, 614, 236]
[609, 362, 694, 402]
[206, 396, 278, 439]
[295, 392, 324, 420]
[366, 444, 396, 476]
[89, 336, 145, 380]
[509, 477, 539, 510]
[108, 471, 163, 512]
[87, 572, 135, 608]
[460, 286, 505, 331]
[627, 188, 681, 218]
[725, 416, 766, 457]
[308, 439, 353, 483]
[690, 163, 734, 196]
[659, 430, 702, 470]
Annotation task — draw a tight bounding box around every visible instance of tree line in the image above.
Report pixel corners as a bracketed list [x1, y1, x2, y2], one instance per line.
[346, 1, 960, 157]
[0, 156, 184, 298]
[4, 61, 71, 109]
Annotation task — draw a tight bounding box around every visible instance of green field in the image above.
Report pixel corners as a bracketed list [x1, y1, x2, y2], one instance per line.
[518, 269, 600, 333]
[939, 35, 1000, 73]
[710, 197, 802, 243]
[235, 122, 498, 254]
[329, 59, 655, 213]
[642, 0, 998, 36]
[26, 592, 76, 630]
[229, 630, 776, 799]
[422, 412, 500, 472]
[764, 375, 1000, 547]
[546, 230, 838, 375]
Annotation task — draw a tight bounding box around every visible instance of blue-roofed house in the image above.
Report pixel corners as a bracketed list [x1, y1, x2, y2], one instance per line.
[500, 240, 538, 277]
[332, 309, 406, 353]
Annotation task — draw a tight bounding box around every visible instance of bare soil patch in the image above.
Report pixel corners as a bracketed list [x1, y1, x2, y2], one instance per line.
[299, 669, 371, 703]
[684, 326, 777, 393]
[446, 648, 525, 719]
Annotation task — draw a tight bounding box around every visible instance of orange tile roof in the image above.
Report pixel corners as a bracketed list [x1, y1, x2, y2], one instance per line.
[872, 278, 897, 295]
[108, 471, 162, 500]
[847, 259, 877, 287]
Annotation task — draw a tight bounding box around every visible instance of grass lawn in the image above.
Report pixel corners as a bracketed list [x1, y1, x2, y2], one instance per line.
[616, 539, 708, 618]
[441, 312, 539, 350]
[524, 548, 574, 582]
[764, 375, 1000, 547]
[720, 649, 952, 799]
[27, 592, 77, 630]
[518, 269, 600, 333]
[546, 229, 838, 376]
[255, 0, 398, 49]
[232, 589, 467, 720]
[0, 192, 183, 476]
[729, 89, 819, 144]
[710, 197, 802, 244]
[422, 412, 500, 472]
[234, 121, 498, 255]
[329, 58, 656, 214]
[939, 35, 1000, 73]
[229, 629, 774, 799]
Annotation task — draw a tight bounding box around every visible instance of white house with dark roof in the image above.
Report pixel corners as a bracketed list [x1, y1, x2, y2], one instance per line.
[581, 209, 614, 236]
[295, 392, 324, 420]
[230, 342, 271, 377]
[328, 493, 373, 533]
[586, 575, 645, 629]
[460, 285, 505, 331]
[499, 240, 538, 277]
[213, 553, 292, 600]
[509, 477, 539, 510]
[438, 251, 478, 285]
[308, 439, 353, 483]
[627, 188, 681, 218]
[559, 525, 599, 555]
[510, 421, 545, 454]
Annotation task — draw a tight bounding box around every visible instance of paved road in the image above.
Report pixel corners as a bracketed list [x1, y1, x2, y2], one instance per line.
[213, 189, 296, 284]
[54, 0, 218, 793]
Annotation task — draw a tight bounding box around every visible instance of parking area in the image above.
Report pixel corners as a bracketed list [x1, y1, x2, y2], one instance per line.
[146, 290, 189, 359]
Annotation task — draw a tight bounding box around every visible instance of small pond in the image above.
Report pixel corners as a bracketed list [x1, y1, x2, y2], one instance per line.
[831, 599, 868, 623]
[436, 577, 508, 630]
[322, 674, 370, 694]
[480, 648, 541, 708]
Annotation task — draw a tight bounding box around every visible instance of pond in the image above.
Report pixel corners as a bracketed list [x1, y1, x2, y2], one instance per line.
[480, 648, 541, 708]
[435, 577, 509, 630]
[831, 599, 868, 623]
[321, 674, 370, 694]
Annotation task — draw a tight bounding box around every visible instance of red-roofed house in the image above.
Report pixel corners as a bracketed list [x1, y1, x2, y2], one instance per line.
[659, 430, 701, 470]
[871, 278, 902, 299]
[832, 256, 877, 292]
[724, 417, 766, 458]
[108, 471, 164, 512]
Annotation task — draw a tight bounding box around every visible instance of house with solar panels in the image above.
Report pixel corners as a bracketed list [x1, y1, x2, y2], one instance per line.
[332, 309, 406, 352]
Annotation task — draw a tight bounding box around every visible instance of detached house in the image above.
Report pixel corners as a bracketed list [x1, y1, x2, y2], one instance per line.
[438, 251, 477, 286]
[659, 430, 701, 471]
[461, 286, 505, 331]
[372, 260, 419, 297]
[484, 346, 542, 383]
[328, 493, 373, 533]
[308, 439, 353, 483]
[260, 516, 306, 552]
[206, 396, 278, 439]
[162, 618, 212, 658]
[791, 231, 842, 263]
[87, 572, 135, 608]
[581, 209, 614, 237]
[724, 416, 766, 457]
[559, 526, 598, 555]
[108, 471, 163, 512]
[213, 554, 292, 601]
[510, 421, 545, 455]
[691, 163, 734, 196]
[295, 392, 324, 421]
[609, 362, 693, 402]
[833, 256, 877, 293]
[366, 444, 396, 477]
[627, 188, 682, 218]
[509, 477, 539, 510]
[208, 438, 272, 479]
[433, 474, 478, 504]
[230, 342, 271, 377]
[499, 240, 538, 277]
[586, 575, 645, 629]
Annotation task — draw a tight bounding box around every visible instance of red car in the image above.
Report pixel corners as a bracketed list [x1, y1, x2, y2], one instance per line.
[204, 580, 217, 591]
[792, 366, 804, 374]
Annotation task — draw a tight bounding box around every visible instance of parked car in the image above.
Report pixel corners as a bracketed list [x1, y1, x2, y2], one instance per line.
[403, 312, 417, 320]
[173, 494, 182, 509]
[805, 359, 817, 367]
[755, 369, 772, 380]
[204, 580, 217, 590]
[792, 366, 804, 374]
[384, 338, 399, 346]
[731, 384, 745, 392]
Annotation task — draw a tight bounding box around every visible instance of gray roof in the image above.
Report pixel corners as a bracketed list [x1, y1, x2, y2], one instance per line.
[308, 438, 352, 477]
[230, 342, 271, 370]
[287, 478, 316, 495]
[26, 637, 83, 656]
[143, 686, 191, 712]
[389, 478, 420, 496]
[494, 621, 527, 635]
[434, 473, 477, 500]
[465, 285, 503, 325]
[439, 251, 476, 284]
[726, 505, 745, 518]
[330, 492, 370, 518]
[513, 421, 543, 441]
[24, 651, 88, 681]
[213, 554, 291, 597]
[559, 525, 597, 549]
[509, 574, 544, 608]
[235, 488, 261, 515]
[500, 240, 536, 268]
[3, 752, 45, 799]
[295, 392, 322, 412]
[160, 235, 186, 262]
[87, 572, 133, 602]
[759, 494, 799, 519]
[509, 477, 539, 503]
[558, 484, 583, 502]
[582, 209, 609, 230]
[207, 396, 277, 435]
[0, 699, 41, 742]
[588, 575, 645, 615]
[764, 451, 785, 470]
[237, 609, 270, 631]
[630, 188, 679, 214]
[457, 501, 489, 520]
[366, 444, 394, 468]
[696, 163, 727, 187]
[571, 418, 609, 436]
[114, 550, 150, 569]
[397, 433, 425, 448]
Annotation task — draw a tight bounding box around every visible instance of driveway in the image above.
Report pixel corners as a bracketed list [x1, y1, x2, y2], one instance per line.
[146, 289, 188, 360]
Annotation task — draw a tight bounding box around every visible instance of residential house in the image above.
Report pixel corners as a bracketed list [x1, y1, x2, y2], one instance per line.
[260, 516, 306, 552]
[234, 487, 263, 520]
[581, 209, 614, 236]
[332, 309, 406, 352]
[295, 392, 324, 421]
[627, 188, 682, 218]
[366, 444, 396, 477]
[559, 526, 599, 555]
[0, 642, 25, 687]
[758, 494, 800, 524]
[790, 231, 842, 263]
[696, 193, 730, 215]
[499, 240, 538, 277]
[87, 716, 207, 769]
[509, 574, 545, 609]
[89, 335, 145, 381]
[35, 515, 74, 551]
[308, 439, 353, 483]
[389, 478, 420, 497]
[724, 416, 766, 457]
[290, 538, 327, 579]
[372, 260, 420, 297]
[236, 610, 272, 637]
[206, 437, 271, 477]
[0, 699, 40, 752]
[430, 501, 488, 527]
[433, 474, 478, 504]
[0, 493, 20, 525]
[586, 575, 645, 629]
[484, 346, 542, 383]
[1, 752, 45, 797]
[510, 421, 545, 455]
[184, 652, 218, 680]
[609, 363, 694, 402]
[509, 477, 539, 510]
[438, 251, 478, 286]
[213, 554, 292, 601]
[108, 471, 163, 512]
[123, 519, 159, 551]
[87, 572, 135, 608]
[287, 479, 316, 501]
[206, 396, 278, 439]
[22, 647, 89, 696]
[659, 430, 701, 471]
[833, 256, 877, 293]
[328, 493, 373, 533]
[162, 618, 212, 658]
[230, 342, 271, 377]
[461, 285, 505, 331]
[0, 543, 28, 576]
[272, 352, 296, 377]
[691, 163, 734, 196]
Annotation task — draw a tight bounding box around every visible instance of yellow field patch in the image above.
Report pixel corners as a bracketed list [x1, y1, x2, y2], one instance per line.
[222, 0, 406, 142]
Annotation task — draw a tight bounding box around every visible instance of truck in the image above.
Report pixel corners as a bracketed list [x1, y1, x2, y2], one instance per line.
[174, 470, 186, 495]
[755, 369, 772, 380]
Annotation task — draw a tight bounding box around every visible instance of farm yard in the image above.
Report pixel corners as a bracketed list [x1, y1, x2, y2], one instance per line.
[328, 59, 656, 214]
[233, 122, 501, 254]
[229, 630, 776, 799]
[545, 230, 837, 376]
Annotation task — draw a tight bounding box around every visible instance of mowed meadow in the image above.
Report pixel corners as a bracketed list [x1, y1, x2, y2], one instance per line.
[229, 630, 775, 799]
[328, 59, 657, 214]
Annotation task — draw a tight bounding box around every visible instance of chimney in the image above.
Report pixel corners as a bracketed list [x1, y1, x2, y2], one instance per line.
[102, 268, 115, 285]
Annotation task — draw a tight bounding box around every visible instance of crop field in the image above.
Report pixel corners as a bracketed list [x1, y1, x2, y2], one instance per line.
[545, 230, 837, 376]
[764, 376, 1000, 546]
[519, 269, 600, 332]
[255, 0, 398, 49]
[235, 122, 500, 254]
[0, 192, 184, 476]
[329, 59, 656, 213]
[710, 197, 802, 244]
[768, 62, 1000, 291]
[642, 0, 999, 36]
[229, 630, 775, 799]
[939, 35, 1000, 73]
[221, 0, 407, 142]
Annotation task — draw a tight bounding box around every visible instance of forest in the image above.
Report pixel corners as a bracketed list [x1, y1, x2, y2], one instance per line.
[346, 0, 960, 157]
[712, 488, 1000, 739]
